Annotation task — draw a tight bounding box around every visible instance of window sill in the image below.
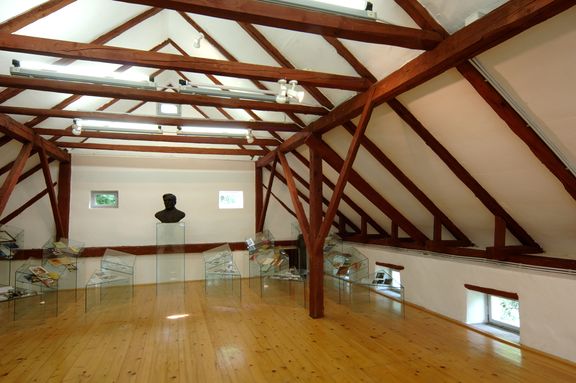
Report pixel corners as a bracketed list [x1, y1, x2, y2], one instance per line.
[471, 323, 520, 344]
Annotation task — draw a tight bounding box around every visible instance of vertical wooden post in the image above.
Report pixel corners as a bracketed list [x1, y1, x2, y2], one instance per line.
[391, 222, 399, 240]
[255, 165, 263, 232]
[494, 215, 506, 248]
[257, 156, 278, 232]
[58, 160, 71, 238]
[433, 216, 442, 241]
[361, 215, 367, 238]
[308, 139, 324, 318]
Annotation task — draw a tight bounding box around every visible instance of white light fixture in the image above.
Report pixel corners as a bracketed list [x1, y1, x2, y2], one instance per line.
[262, 0, 376, 19]
[71, 119, 82, 136]
[276, 79, 305, 104]
[179, 126, 250, 137]
[193, 33, 204, 49]
[10, 59, 156, 89]
[73, 119, 162, 134]
[245, 129, 255, 144]
[179, 80, 279, 102]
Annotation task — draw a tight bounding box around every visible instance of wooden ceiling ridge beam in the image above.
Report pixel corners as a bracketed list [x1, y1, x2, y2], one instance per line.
[0, 0, 76, 34]
[257, 0, 575, 167]
[0, 33, 370, 91]
[388, 98, 540, 248]
[0, 75, 326, 115]
[307, 134, 428, 243]
[0, 114, 70, 162]
[115, 0, 443, 49]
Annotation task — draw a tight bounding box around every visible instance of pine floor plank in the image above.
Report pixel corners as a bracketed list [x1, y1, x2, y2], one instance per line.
[0, 279, 575, 382]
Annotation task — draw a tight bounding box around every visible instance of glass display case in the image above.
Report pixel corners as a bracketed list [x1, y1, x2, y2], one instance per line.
[0, 225, 23, 300]
[156, 223, 186, 285]
[324, 246, 370, 305]
[13, 259, 59, 320]
[202, 244, 241, 301]
[264, 267, 308, 307]
[357, 268, 405, 317]
[42, 238, 84, 305]
[85, 249, 136, 312]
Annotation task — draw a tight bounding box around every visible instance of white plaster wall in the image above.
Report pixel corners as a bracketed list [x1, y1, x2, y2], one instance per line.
[354, 243, 576, 363]
[70, 154, 262, 246]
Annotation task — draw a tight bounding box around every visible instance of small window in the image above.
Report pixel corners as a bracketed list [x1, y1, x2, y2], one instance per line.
[157, 103, 181, 116]
[219, 191, 243, 209]
[487, 295, 520, 333]
[90, 191, 119, 209]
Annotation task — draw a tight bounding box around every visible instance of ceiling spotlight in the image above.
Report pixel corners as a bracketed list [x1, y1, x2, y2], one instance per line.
[193, 33, 204, 49]
[246, 130, 255, 144]
[276, 79, 305, 104]
[71, 119, 82, 136]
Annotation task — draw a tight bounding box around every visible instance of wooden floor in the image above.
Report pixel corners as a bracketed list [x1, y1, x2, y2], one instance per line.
[0, 279, 575, 382]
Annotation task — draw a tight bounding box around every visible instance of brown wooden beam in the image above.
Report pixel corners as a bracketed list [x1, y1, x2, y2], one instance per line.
[0, 33, 369, 91]
[255, 166, 263, 233]
[34, 128, 280, 146]
[393, 0, 448, 36]
[308, 137, 324, 318]
[388, 98, 539, 248]
[458, 61, 576, 201]
[316, 88, 376, 250]
[323, 36, 378, 83]
[0, 0, 76, 33]
[278, 152, 311, 249]
[0, 106, 300, 133]
[0, 182, 57, 225]
[290, 150, 387, 235]
[0, 75, 327, 115]
[258, 157, 278, 232]
[308, 135, 428, 243]
[464, 284, 519, 300]
[38, 146, 64, 239]
[58, 161, 72, 238]
[0, 114, 69, 162]
[267, 163, 357, 233]
[238, 22, 336, 109]
[56, 142, 265, 156]
[116, 0, 442, 48]
[494, 215, 507, 249]
[0, 143, 33, 217]
[342, 121, 471, 243]
[257, 0, 575, 167]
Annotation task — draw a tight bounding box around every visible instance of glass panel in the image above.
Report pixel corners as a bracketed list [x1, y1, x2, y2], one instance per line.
[203, 244, 241, 301]
[489, 296, 520, 328]
[156, 223, 186, 284]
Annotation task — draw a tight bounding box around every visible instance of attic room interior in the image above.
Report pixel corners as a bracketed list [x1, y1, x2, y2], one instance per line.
[0, 0, 575, 381]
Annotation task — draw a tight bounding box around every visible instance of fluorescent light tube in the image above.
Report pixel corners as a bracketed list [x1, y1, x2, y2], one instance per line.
[179, 126, 249, 136]
[179, 81, 278, 103]
[10, 60, 156, 89]
[78, 119, 160, 132]
[261, 0, 376, 19]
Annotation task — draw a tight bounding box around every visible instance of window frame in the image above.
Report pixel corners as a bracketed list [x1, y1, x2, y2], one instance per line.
[486, 294, 520, 334]
[90, 190, 119, 209]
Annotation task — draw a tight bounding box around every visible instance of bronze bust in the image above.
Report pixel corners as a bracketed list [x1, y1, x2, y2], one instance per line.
[155, 193, 185, 223]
